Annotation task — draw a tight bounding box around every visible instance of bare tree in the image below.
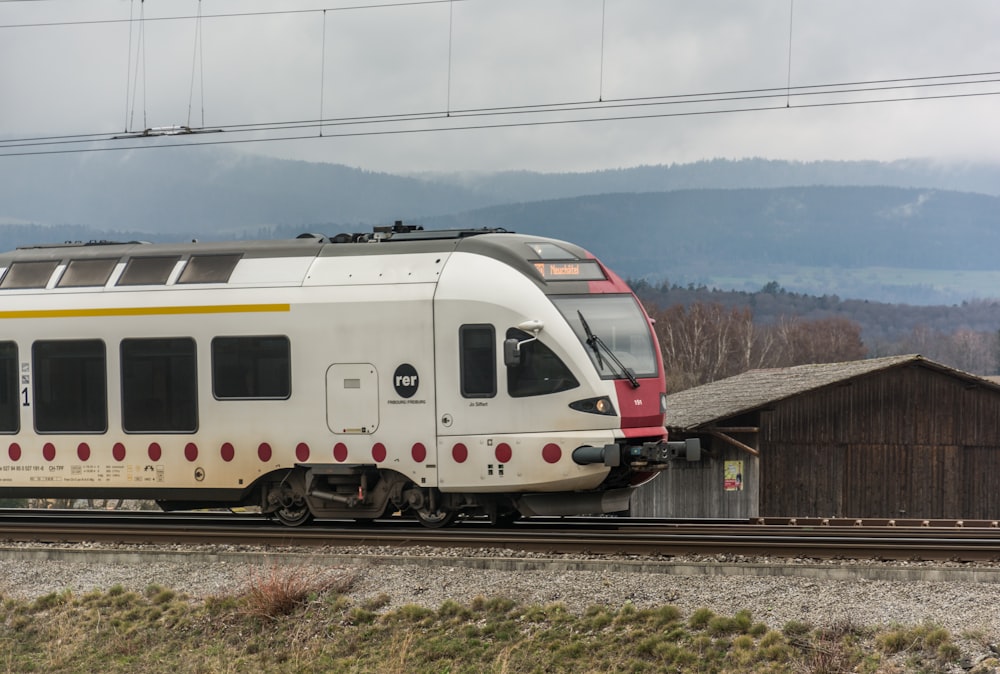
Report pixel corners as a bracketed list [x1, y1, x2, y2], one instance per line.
[649, 302, 869, 391]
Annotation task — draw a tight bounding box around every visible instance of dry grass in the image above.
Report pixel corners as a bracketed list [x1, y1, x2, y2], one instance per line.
[240, 563, 357, 619]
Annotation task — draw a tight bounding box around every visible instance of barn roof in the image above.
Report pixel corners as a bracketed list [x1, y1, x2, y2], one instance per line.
[665, 354, 1000, 430]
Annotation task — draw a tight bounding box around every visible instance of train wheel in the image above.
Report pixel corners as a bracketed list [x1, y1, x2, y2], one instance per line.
[414, 507, 458, 528]
[271, 503, 314, 527]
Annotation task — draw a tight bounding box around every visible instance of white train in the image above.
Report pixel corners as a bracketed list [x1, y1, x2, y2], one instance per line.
[0, 223, 695, 526]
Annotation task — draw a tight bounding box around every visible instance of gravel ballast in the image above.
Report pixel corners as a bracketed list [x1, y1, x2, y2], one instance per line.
[2, 544, 1000, 641]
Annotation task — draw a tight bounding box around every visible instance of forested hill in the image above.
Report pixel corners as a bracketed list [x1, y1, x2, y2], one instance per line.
[420, 186, 1000, 273]
[415, 185, 1000, 305]
[4, 151, 1000, 303]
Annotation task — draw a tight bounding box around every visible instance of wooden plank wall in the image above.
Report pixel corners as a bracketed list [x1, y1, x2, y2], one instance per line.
[760, 364, 1000, 519]
[630, 443, 759, 518]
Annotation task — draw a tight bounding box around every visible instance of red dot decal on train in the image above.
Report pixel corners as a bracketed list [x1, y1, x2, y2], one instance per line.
[42, 443, 56, 462]
[220, 443, 235, 462]
[258, 443, 272, 462]
[113, 443, 126, 462]
[77, 443, 90, 462]
[372, 442, 387, 463]
[411, 442, 427, 463]
[452, 443, 468, 463]
[8, 443, 20, 461]
[296, 443, 310, 462]
[495, 443, 512, 463]
[148, 443, 162, 462]
[185, 443, 199, 462]
[542, 443, 562, 464]
[333, 443, 348, 462]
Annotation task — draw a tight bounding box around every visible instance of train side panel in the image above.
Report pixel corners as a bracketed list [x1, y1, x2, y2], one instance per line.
[0, 281, 442, 498]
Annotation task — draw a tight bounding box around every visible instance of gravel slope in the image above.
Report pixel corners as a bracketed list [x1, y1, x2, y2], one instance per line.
[1, 545, 1000, 640]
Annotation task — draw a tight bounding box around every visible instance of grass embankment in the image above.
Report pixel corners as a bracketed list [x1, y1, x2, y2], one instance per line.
[0, 566, 991, 673]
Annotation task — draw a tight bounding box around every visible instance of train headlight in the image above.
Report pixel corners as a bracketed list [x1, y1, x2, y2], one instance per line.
[569, 396, 617, 416]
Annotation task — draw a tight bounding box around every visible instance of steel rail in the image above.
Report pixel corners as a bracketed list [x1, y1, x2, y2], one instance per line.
[3, 512, 1000, 561]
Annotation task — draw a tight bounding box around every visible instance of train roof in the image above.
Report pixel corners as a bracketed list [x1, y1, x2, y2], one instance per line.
[0, 223, 606, 293]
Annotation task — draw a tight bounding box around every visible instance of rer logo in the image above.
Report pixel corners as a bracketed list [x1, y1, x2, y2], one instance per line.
[393, 363, 419, 399]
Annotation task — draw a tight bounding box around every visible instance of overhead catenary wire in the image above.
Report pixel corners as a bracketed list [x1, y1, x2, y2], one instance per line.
[3, 69, 998, 143]
[446, 0, 454, 116]
[785, 0, 795, 107]
[0, 0, 471, 30]
[2, 78, 999, 159]
[598, 0, 606, 102]
[319, 9, 327, 136]
[2, 1, 998, 158]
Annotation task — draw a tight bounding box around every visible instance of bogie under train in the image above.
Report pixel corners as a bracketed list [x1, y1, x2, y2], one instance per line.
[0, 223, 696, 526]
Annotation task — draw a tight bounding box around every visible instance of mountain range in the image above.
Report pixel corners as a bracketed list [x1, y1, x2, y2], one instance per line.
[2, 150, 999, 304]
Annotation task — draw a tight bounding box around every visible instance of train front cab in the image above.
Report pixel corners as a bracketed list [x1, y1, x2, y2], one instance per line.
[431, 234, 694, 523]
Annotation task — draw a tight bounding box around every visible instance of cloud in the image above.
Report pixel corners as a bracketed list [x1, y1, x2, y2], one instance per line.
[1, 0, 999, 172]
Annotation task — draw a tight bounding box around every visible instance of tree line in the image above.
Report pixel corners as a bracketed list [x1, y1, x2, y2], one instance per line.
[642, 294, 1000, 392]
[645, 303, 867, 392]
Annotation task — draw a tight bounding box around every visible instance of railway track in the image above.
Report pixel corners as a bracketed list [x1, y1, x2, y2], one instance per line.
[3, 510, 1000, 562]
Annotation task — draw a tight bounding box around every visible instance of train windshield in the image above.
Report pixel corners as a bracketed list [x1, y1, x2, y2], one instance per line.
[552, 295, 658, 380]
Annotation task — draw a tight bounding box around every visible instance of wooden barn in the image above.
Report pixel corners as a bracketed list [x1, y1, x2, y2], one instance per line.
[631, 354, 1000, 520]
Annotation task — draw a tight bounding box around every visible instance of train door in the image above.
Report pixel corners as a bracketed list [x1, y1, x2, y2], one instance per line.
[432, 297, 519, 492]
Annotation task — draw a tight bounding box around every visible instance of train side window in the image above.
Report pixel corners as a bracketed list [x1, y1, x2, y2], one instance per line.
[459, 324, 496, 398]
[33, 340, 107, 433]
[1, 260, 59, 289]
[121, 338, 197, 433]
[0, 342, 18, 433]
[212, 336, 291, 400]
[117, 256, 180, 286]
[57, 258, 118, 288]
[505, 328, 579, 398]
[177, 254, 242, 284]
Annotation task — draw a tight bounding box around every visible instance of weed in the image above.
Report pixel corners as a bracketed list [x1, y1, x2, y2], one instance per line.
[653, 604, 682, 626]
[437, 599, 469, 620]
[581, 605, 614, 630]
[938, 642, 961, 662]
[688, 606, 715, 630]
[707, 615, 746, 636]
[0, 586, 974, 674]
[149, 589, 176, 605]
[361, 592, 391, 611]
[240, 564, 354, 620]
[482, 596, 517, 615]
[388, 603, 435, 625]
[782, 619, 812, 638]
[345, 607, 377, 625]
[876, 627, 918, 654]
[31, 589, 72, 611]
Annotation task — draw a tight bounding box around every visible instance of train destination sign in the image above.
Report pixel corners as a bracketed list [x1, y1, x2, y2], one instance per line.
[533, 260, 606, 281]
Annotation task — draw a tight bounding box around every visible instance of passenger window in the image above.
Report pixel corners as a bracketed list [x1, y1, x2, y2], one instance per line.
[177, 254, 242, 284]
[460, 324, 495, 398]
[0, 342, 18, 433]
[212, 336, 291, 399]
[33, 340, 107, 433]
[117, 256, 180, 286]
[505, 328, 579, 398]
[58, 258, 118, 288]
[1, 260, 59, 289]
[121, 338, 197, 433]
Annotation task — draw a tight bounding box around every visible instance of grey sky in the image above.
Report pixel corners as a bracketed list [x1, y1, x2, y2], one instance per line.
[2, 0, 999, 172]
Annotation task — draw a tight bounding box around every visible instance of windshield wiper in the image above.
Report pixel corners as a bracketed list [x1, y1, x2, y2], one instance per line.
[577, 310, 639, 388]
